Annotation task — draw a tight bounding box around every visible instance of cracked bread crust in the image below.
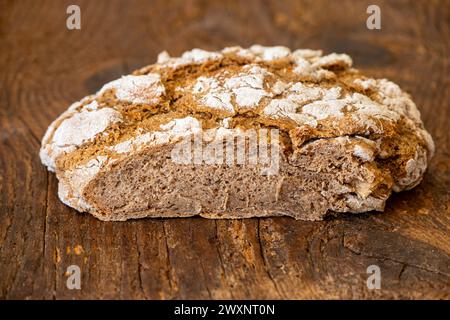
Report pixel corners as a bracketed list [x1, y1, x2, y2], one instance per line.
[40, 45, 434, 221]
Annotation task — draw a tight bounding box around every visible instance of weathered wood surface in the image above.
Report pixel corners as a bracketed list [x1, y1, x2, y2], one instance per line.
[0, 0, 449, 299]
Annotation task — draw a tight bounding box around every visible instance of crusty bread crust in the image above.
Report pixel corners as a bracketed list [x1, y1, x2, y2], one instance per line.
[40, 45, 434, 221]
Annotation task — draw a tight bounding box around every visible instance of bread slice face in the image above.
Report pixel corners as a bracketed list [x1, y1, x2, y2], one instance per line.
[40, 45, 434, 221]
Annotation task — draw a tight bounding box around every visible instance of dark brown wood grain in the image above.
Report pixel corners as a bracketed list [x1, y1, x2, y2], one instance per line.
[0, 0, 449, 299]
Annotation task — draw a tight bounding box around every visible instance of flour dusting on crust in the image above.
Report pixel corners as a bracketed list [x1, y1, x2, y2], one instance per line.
[99, 74, 165, 104]
[40, 108, 122, 171]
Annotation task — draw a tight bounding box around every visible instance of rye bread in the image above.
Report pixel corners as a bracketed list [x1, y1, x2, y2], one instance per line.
[40, 45, 434, 221]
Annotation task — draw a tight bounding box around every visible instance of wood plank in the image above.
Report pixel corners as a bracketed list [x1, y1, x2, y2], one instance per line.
[0, 0, 449, 299]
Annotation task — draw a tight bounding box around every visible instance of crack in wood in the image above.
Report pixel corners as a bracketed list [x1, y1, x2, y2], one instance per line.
[256, 219, 284, 298]
[134, 230, 147, 299]
[161, 221, 176, 298]
[214, 220, 235, 299]
[343, 243, 450, 278]
[398, 264, 407, 281]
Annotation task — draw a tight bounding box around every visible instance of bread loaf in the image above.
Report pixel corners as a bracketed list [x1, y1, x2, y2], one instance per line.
[40, 45, 434, 221]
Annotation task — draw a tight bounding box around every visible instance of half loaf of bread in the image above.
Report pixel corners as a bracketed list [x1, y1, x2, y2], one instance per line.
[40, 45, 434, 221]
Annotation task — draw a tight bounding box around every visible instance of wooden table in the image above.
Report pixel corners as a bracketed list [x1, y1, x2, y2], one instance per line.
[1, 0, 449, 299]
